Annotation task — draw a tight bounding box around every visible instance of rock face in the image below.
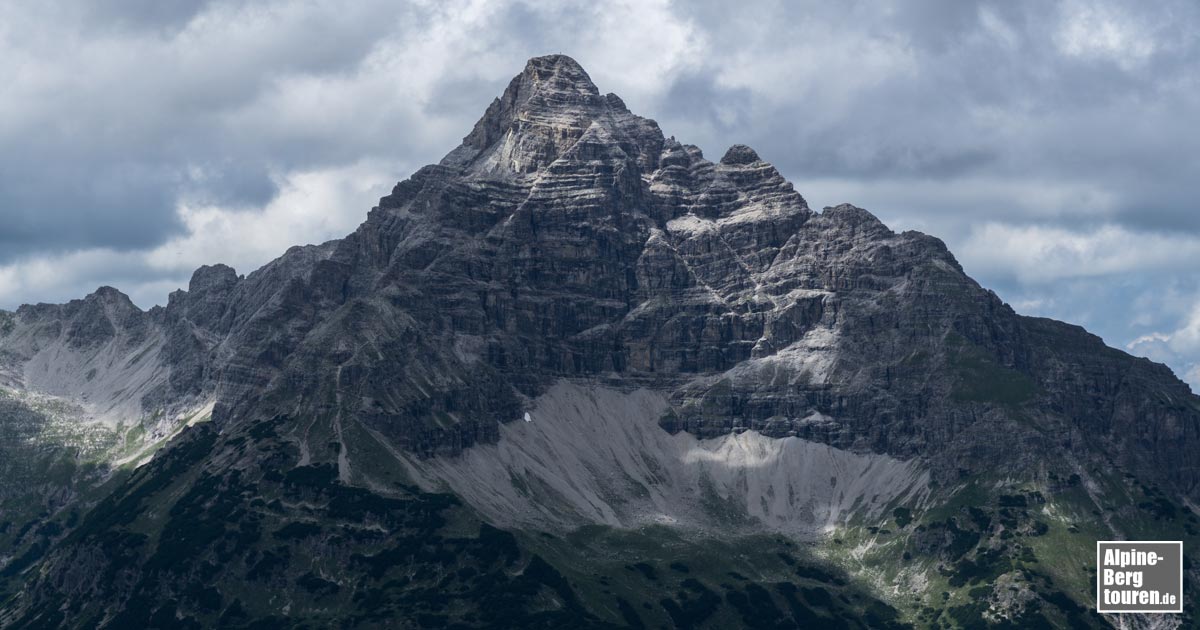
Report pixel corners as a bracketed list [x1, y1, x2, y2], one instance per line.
[2, 55, 1200, 628]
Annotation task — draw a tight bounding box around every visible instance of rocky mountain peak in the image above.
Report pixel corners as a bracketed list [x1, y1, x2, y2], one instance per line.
[518, 54, 599, 98]
[187, 263, 239, 294]
[719, 143, 762, 165]
[444, 55, 663, 176]
[84, 285, 136, 308]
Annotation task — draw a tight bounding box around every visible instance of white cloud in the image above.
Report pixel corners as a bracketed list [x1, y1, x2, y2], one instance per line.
[959, 223, 1200, 285]
[568, 0, 704, 101]
[1163, 304, 1200, 354]
[978, 6, 1019, 50]
[0, 161, 396, 309]
[1054, 1, 1157, 69]
[147, 159, 399, 276]
[1127, 304, 1200, 391]
[0, 249, 140, 308]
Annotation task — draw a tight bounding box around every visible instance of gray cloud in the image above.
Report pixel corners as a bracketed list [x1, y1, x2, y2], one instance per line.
[0, 0, 415, 262]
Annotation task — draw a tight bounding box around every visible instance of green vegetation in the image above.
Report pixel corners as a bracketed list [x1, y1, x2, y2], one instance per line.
[530, 526, 911, 629]
[5, 404, 1199, 628]
[0, 390, 120, 596]
[820, 469, 1200, 629]
[945, 334, 1038, 405]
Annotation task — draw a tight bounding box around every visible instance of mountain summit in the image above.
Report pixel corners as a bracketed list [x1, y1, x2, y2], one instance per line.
[2, 55, 1198, 628]
[447, 54, 664, 176]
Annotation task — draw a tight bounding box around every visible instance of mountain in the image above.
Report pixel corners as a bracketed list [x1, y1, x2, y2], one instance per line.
[2, 54, 1198, 629]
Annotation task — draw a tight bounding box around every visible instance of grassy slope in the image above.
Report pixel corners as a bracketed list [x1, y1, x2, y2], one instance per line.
[822, 470, 1198, 629]
[0, 387, 209, 606]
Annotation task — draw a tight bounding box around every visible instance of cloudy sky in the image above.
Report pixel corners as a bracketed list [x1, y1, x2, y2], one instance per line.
[1, 0, 1198, 389]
